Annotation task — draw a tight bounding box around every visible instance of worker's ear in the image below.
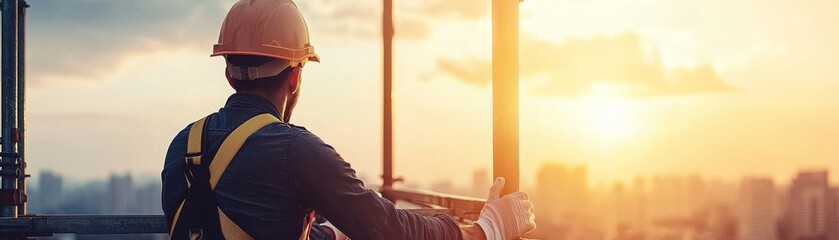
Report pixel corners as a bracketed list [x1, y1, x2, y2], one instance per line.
[225, 67, 238, 91]
[287, 67, 302, 95]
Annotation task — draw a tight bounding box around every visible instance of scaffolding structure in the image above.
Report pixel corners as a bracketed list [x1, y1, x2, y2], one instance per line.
[379, 0, 521, 211]
[0, 0, 521, 238]
[1, 0, 28, 222]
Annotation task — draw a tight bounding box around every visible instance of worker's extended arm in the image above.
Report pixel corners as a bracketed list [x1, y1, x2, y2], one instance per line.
[290, 129, 463, 239]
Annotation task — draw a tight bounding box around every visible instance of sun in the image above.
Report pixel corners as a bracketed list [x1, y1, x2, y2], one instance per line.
[590, 101, 637, 142]
[575, 89, 640, 143]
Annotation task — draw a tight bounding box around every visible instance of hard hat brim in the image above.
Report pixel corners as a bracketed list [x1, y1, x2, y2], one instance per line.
[211, 44, 320, 63]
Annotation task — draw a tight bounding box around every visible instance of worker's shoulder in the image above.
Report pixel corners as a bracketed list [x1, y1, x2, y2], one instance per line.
[256, 121, 308, 134]
[255, 122, 324, 144]
[263, 123, 333, 149]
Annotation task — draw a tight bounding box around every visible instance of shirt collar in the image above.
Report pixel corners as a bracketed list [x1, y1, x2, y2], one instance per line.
[224, 93, 283, 121]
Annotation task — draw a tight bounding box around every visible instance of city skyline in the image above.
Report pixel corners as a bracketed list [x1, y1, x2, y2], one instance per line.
[31, 163, 839, 194]
[30, 165, 839, 240]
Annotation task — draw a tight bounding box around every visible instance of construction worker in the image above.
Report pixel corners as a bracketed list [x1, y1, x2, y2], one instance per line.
[161, 0, 536, 239]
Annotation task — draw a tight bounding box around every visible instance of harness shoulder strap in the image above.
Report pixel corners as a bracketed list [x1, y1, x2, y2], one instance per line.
[209, 113, 279, 189]
[211, 113, 279, 240]
[171, 114, 282, 240]
[169, 116, 208, 238]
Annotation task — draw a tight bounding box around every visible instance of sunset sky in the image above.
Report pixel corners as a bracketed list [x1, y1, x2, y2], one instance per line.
[17, 0, 839, 188]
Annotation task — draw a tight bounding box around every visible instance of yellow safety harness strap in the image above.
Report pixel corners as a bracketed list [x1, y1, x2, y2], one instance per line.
[171, 113, 316, 240]
[209, 114, 279, 189]
[209, 113, 279, 240]
[170, 116, 207, 238]
[171, 114, 285, 240]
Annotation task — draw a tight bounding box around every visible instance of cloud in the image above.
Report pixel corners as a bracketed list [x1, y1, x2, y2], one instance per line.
[436, 57, 491, 87]
[302, 0, 431, 41]
[299, 0, 379, 40]
[22, 0, 494, 85]
[24, 0, 432, 85]
[435, 33, 735, 97]
[26, 0, 229, 84]
[303, 0, 492, 41]
[410, 0, 491, 21]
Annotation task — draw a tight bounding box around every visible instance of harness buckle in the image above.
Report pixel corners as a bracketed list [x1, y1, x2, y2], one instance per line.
[185, 153, 202, 165]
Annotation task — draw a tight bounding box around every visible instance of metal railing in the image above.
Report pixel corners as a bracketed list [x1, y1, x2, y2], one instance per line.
[0, 215, 166, 236]
[381, 187, 486, 222]
[0, 211, 465, 238]
[0, 200, 477, 237]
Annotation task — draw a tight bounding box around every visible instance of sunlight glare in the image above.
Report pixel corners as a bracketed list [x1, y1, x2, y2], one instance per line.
[576, 91, 640, 143]
[594, 102, 634, 142]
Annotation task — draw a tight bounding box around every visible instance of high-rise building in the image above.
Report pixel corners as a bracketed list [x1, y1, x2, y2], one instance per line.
[650, 175, 707, 220]
[829, 187, 839, 240]
[107, 173, 134, 214]
[37, 171, 63, 212]
[630, 177, 648, 232]
[536, 162, 588, 218]
[135, 182, 163, 214]
[738, 177, 777, 240]
[788, 171, 829, 240]
[534, 162, 590, 239]
[471, 168, 490, 198]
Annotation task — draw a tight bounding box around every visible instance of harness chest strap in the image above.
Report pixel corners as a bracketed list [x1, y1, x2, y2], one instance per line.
[170, 114, 315, 240]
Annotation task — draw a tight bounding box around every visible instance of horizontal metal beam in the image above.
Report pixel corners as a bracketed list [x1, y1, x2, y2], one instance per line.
[0, 215, 166, 236]
[0, 208, 471, 237]
[381, 187, 485, 221]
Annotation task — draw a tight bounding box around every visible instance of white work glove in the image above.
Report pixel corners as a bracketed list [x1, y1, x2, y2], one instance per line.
[474, 177, 536, 240]
[321, 221, 350, 240]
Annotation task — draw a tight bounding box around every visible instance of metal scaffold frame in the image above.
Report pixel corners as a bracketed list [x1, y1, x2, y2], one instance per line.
[0, 0, 521, 238]
[379, 0, 521, 207]
[1, 0, 28, 221]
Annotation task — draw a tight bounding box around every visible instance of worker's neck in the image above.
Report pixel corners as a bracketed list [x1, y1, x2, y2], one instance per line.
[238, 90, 288, 121]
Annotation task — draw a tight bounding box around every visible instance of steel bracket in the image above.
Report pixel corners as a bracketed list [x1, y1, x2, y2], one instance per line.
[0, 189, 21, 206]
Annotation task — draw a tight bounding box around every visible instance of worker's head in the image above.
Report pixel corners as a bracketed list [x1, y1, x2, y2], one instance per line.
[224, 55, 303, 122]
[212, 0, 318, 122]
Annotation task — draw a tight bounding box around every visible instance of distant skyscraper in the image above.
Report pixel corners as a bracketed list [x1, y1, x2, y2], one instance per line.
[534, 162, 590, 239]
[135, 182, 163, 214]
[471, 168, 490, 198]
[738, 177, 777, 240]
[107, 173, 134, 214]
[630, 177, 648, 232]
[535, 162, 588, 219]
[37, 171, 63, 212]
[829, 187, 839, 240]
[788, 171, 829, 240]
[429, 179, 456, 195]
[650, 175, 706, 220]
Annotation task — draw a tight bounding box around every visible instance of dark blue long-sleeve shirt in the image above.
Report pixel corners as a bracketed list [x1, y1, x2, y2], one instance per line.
[162, 93, 462, 239]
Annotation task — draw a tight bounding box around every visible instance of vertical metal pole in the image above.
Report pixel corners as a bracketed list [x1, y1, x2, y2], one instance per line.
[1, 0, 20, 218]
[492, 0, 520, 196]
[16, 1, 28, 216]
[382, 0, 394, 189]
